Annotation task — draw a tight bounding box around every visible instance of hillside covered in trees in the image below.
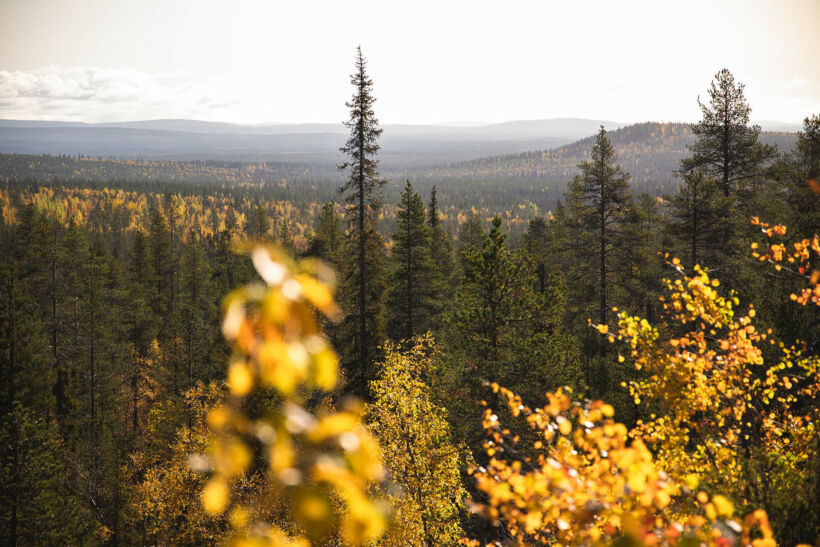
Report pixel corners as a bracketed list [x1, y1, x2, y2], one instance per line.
[426, 122, 798, 195]
[1, 47, 819, 547]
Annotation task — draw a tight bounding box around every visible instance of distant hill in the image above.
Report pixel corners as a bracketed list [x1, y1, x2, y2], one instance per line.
[423, 122, 798, 195]
[0, 117, 623, 169]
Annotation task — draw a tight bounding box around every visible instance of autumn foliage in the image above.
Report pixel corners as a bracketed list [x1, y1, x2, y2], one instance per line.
[200, 247, 387, 546]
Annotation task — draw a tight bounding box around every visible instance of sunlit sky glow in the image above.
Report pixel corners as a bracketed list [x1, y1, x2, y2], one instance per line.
[1, 0, 818, 125]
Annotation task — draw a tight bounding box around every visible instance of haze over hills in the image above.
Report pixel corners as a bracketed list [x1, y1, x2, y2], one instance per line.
[0, 117, 801, 180]
[0, 118, 801, 203]
[0, 117, 634, 170]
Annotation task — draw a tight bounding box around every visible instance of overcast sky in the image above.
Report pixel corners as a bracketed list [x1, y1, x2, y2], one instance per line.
[1, 0, 818, 125]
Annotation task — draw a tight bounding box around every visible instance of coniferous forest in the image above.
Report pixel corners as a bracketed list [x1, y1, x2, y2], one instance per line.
[2, 28, 820, 547]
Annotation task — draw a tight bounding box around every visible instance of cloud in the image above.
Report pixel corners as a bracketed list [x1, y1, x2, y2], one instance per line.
[0, 66, 241, 122]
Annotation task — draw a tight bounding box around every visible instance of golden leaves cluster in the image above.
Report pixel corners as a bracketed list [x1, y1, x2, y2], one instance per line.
[367, 335, 467, 546]
[750, 217, 820, 306]
[464, 384, 764, 546]
[594, 253, 818, 546]
[202, 246, 387, 546]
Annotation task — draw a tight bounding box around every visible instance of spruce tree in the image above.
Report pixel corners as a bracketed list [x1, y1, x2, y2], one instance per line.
[665, 171, 730, 270]
[337, 46, 388, 398]
[427, 186, 455, 328]
[278, 222, 295, 254]
[524, 216, 550, 293]
[575, 126, 632, 330]
[427, 186, 454, 274]
[148, 209, 174, 321]
[306, 202, 344, 266]
[456, 213, 484, 270]
[248, 202, 270, 240]
[387, 181, 435, 341]
[681, 68, 777, 197]
[775, 114, 820, 239]
[446, 217, 581, 444]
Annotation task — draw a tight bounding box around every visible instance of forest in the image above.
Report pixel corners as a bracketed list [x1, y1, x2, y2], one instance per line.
[1, 51, 819, 547]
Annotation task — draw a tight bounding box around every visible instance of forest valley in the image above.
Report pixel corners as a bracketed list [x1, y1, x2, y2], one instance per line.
[1, 50, 819, 546]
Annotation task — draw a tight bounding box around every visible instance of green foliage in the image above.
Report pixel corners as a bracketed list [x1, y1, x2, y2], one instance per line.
[338, 47, 388, 400]
[445, 216, 582, 446]
[681, 68, 778, 197]
[665, 171, 730, 270]
[387, 181, 436, 341]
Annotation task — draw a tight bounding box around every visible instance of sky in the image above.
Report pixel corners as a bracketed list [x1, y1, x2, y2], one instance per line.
[0, 0, 818, 125]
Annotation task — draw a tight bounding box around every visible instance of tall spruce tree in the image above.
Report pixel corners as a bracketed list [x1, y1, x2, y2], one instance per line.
[387, 181, 435, 341]
[427, 186, 453, 273]
[575, 126, 632, 331]
[681, 68, 777, 197]
[427, 186, 455, 327]
[337, 46, 388, 398]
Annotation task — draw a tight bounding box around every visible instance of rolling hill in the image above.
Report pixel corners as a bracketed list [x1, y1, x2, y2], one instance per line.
[423, 122, 798, 195]
[0, 118, 624, 169]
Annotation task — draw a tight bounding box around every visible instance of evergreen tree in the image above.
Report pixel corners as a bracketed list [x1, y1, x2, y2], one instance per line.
[179, 236, 217, 389]
[575, 126, 632, 331]
[337, 46, 388, 399]
[617, 193, 665, 322]
[426, 186, 455, 321]
[681, 68, 777, 197]
[0, 263, 87, 544]
[387, 181, 435, 341]
[148, 209, 174, 321]
[445, 217, 581, 445]
[427, 186, 454, 273]
[665, 171, 730, 270]
[774, 114, 820, 239]
[523, 216, 550, 293]
[248, 202, 270, 240]
[278, 221, 294, 255]
[456, 213, 484, 270]
[306, 202, 344, 266]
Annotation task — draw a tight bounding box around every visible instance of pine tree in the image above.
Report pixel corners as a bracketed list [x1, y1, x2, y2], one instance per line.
[177, 234, 218, 391]
[427, 187, 454, 273]
[617, 193, 665, 322]
[387, 181, 435, 341]
[681, 68, 777, 197]
[0, 263, 87, 544]
[337, 46, 388, 399]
